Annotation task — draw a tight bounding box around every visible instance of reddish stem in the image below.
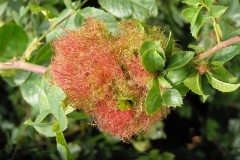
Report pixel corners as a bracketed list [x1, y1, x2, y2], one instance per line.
[193, 35, 240, 62]
[0, 61, 47, 74]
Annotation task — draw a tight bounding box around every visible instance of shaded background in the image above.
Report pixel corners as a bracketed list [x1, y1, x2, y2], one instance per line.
[1, 0, 240, 159]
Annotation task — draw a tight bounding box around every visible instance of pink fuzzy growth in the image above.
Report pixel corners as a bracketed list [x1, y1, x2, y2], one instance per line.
[125, 55, 152, 86]
[51, 20, 123, 108]
[93, 97, 169, 140]
[93, 98, 134, 140]
[133, 108, 169, 133]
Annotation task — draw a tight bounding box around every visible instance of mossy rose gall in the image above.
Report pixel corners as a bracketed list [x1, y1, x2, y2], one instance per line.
[50, 19, 170, 140]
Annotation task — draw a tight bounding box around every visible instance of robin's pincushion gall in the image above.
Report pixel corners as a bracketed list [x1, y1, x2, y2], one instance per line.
[50, 19, 170, 140]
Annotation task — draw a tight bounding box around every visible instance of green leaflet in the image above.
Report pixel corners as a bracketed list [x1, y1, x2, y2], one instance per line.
[166, 65, 191, 85]
[165, 51, 194, 71]
[162, 89, 183, 107]
[206, 72, 240, 92]
[142, 48, 165, 74]
[158, 76, 172, 89]
[210, 66, 238, 83]
[182, 6, 203, 24]
[165, 32, 174, 60]
[145, 77, 162, 115]
[183, 71, 208, 100]
[190, 14, 207, 38]
[210, 46, 239, 65]
[182, 6, 206, 38]
[140, 41, 165, 60]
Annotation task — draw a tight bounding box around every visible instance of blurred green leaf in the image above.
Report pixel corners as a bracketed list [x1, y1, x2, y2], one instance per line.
[34, 110, 51, 123]
[161, 152, 175, 160]
[162, 89, 183, 107]
[63, 0, 74, 9]
[182, 0, 203, 7]
[3, 70, 30, 87]
[137, 150, 175, 160]
[145, 77, 162, 115]
[188, 44, 206, 53]
[132, 140, 151, 153]
[33, 43, 54, 65]
[0, 69, 15, 77]
[206, 72, 240, 92]
[28, 2, 56, 19]
[46, 9, 81, 42]
[220, 21, 240, 40]
[165, 51, 194, 71]
[0, 1, 8, 16]
[177, 104, 192, 118]
[20, 73, 49, 112]
[182, 6, 206, 38]
[213, 22, 222, 43]
[182, 6, 202, 23]
[53, 122, 74, 160]
[43, 74, 68, 131]
[144, 122, 166, 140]
[206, 118, 219, 141]
[64, 106, 76, 115]
[79, 7, 118, 33]
[98, 0, 158, 21]
[24, 120, 56, 137]
[229, 119, 240, 136]
[191, 14, 207, 38]
[202, 0, 213, 8]
[0, 23, 28, 61]
[210, 46, 239, 65]
[210, 5, 228, 18]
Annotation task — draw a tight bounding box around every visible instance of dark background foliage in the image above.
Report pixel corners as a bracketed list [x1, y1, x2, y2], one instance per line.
[0, 0, 240, 160]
